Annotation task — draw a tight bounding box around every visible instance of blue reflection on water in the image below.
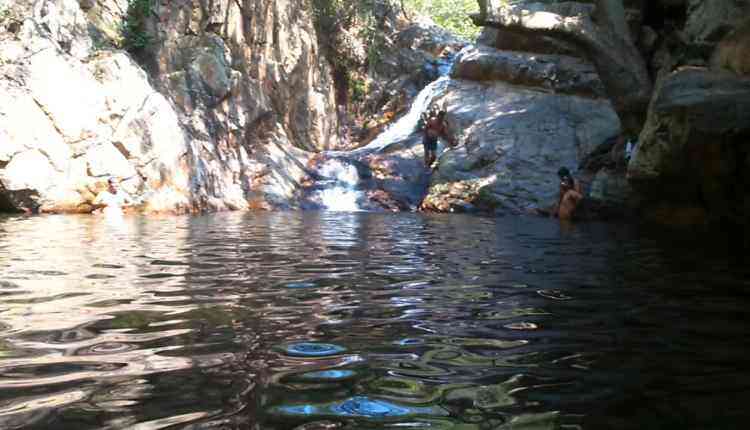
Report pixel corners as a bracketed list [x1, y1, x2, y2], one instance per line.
[282, 342, 347, 357]
[298, 369, 356, 380]
[332, 397, 410, 417]
[272, 396, 447, 419]
[284, 282, 318, 289]
[396, 338, 425, 346]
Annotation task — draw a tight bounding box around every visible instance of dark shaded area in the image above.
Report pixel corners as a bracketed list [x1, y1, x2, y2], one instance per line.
[642, 0, 687, 32]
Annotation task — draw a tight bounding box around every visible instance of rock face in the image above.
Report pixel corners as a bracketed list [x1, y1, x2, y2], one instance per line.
[625, 1, 750, 227]
[421, 79, 620, 214]
[628, 68, 750, 224]
[451, 45, 606, 98]
[0, 0, 335, 213]
[464, 0, 750, 228]
[473, 0, 652, 126]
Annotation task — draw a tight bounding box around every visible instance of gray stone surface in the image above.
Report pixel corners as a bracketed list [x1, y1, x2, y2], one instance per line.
[420, 79, 620, 213]
[629, 68, 750, 181]
[452, 45, 605, 98]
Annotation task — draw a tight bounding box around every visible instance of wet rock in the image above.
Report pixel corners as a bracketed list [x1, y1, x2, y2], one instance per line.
[359, 140, 432, 211]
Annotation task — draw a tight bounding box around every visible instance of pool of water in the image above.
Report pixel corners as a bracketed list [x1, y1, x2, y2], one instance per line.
[0, 212, 748, 429]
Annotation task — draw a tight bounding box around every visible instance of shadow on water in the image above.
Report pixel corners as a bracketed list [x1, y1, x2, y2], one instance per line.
[0, 212, 748, 429]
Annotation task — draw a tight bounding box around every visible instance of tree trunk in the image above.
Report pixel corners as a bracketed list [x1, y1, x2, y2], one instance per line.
[472, 0, 652, 132]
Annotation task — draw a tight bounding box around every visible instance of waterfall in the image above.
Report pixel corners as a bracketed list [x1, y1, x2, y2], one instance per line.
[354, 76, 451, 154]
[313, 159, 363, 212]
[315, 56, 455, 212]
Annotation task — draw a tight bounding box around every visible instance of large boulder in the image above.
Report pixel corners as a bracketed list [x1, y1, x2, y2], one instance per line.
[629, 68, 750, 180]
[628, 68, 750, 224]
[451, 45, 606, 98]
[421, 79, 621, 214]
[0, 45, 195, 213]
[476, 27, 582, 57]
[473, 0, 652, 127]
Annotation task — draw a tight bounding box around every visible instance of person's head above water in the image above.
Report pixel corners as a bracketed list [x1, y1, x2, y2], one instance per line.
[107, 177, 117, 193]
[557, 167, 574, 187]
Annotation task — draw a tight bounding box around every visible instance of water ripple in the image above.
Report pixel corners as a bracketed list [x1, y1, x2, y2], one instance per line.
[0, 212, 746, 429]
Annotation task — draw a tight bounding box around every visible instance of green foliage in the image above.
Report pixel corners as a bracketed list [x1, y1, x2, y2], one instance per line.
[309, 0, 387, 69]
[122, 0, 152, 53]
[401, 0, 482, 40]
[349, 73, 368, 104]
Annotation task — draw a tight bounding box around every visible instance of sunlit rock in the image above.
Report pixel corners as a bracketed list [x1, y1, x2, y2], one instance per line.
[422, 80, 620, 214]
[452, 45, 606, 98]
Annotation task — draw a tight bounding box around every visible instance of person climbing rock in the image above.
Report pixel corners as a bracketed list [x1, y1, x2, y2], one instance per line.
[419, 108, 455, 168]
[92, 178, 134, 217]
[551, 167, 583, 220]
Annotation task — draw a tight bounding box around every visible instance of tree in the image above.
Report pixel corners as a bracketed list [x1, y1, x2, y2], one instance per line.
[402, 0, 482, 40]
[473, 0, 652, 131]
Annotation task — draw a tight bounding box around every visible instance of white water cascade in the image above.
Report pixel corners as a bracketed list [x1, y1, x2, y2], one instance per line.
[316, 57, 455, 211]
[353, 75, 451, 155]
[314, 159, 364, 212]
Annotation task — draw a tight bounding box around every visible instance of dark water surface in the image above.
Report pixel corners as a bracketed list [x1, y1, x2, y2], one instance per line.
[0, 212, 748, 429]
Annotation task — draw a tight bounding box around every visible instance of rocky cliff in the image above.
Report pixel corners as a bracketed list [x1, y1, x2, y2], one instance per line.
[0, 0, 466, 214]
[2, 0, 748, 229]
[0, 0, 339, 213]
[420, 0, 750, 227]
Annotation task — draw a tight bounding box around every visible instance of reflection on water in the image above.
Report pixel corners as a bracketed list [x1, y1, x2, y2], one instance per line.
[0, 212, 749, 429]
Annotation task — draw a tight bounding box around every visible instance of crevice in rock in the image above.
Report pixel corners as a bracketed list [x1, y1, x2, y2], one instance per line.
[113, 141, 133, 160]
[643, 1, 688, 33]
[30, 96, 65, 140]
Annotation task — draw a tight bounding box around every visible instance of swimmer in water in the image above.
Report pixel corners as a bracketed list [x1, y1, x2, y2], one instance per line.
[92, 178, 133, 216]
